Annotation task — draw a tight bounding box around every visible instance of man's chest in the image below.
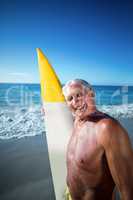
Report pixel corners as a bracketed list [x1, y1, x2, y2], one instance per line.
[67, 123, 104, 170]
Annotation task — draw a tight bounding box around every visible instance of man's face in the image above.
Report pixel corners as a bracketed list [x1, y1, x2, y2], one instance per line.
[65, 83, 89, 119]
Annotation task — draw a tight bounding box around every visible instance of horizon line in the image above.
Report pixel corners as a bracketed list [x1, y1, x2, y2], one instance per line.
[0, 82, 133, 87]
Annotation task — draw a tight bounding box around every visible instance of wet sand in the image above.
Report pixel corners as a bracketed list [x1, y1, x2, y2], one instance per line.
[0, 134, 55, 200]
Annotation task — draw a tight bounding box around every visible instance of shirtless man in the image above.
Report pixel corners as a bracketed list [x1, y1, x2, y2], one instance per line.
[62, 79, 133, 200]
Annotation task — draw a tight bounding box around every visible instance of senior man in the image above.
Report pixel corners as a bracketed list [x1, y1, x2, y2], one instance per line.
[63, 79, 133, 200]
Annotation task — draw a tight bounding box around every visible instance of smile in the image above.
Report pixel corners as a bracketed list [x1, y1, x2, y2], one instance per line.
[75, 104, 87, 114]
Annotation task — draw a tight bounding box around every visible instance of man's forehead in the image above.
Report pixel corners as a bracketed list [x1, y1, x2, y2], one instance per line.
[65, 83, 84, 96]
[68, 82, 83, 89]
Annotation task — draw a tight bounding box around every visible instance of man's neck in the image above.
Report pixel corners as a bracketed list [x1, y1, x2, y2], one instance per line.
[75, 108, 103, 125]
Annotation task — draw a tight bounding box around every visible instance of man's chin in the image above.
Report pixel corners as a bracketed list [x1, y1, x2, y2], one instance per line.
[73, 111, 85, 120]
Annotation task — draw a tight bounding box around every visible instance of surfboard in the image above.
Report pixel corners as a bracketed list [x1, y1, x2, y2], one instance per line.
[36, 48, 73, 200]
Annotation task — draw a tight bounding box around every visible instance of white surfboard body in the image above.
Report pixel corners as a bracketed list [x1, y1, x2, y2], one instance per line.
[36, 48, 73, 200]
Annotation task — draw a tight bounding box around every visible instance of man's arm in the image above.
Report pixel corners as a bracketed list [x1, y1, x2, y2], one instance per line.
[99, 119, 133, 200]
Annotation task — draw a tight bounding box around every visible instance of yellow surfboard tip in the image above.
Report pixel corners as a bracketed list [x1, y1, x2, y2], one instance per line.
[36, 48, 65, 102]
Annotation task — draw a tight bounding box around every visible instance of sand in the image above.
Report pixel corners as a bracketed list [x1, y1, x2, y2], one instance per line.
[0, 134, 55, 200]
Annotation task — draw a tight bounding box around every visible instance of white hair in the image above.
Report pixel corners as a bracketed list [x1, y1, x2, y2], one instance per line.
[62, 79, 93, 97]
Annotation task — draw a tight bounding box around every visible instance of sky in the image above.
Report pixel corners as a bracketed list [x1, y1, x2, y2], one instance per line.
[0, 0, 133, 85]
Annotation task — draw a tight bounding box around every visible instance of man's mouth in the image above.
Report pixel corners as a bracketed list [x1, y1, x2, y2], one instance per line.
[75, 104, 87, 115]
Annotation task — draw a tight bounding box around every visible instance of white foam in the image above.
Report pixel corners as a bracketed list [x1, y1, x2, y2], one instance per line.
[0, 105, 45, 140]
[98, 103, 133, 119]
[0, 104, 133, 140]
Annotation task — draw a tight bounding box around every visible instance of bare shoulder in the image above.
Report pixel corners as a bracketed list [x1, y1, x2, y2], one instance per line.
[98, 117, 119, 131]
[96, 116, 130, 147]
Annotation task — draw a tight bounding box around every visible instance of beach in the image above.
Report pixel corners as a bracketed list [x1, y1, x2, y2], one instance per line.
[0, 83, 133, 200]
[119, 118, 133, 144]
[0, 118, 132, 200]
[0, 134, 55, 200]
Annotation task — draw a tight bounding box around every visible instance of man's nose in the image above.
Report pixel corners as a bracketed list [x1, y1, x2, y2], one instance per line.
[72, 97, 79, 105]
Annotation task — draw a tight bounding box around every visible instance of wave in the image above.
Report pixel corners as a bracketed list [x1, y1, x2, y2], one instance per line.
[0, 104, 133, 140]
[98, 104, 133, 119]
[0, 106, 45, 140]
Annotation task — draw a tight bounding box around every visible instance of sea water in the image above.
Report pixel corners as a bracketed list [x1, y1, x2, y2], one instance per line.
[0, 83, 133, 140]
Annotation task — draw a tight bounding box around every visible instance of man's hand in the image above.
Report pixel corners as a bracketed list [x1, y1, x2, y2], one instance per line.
[41, 107, 45, 115]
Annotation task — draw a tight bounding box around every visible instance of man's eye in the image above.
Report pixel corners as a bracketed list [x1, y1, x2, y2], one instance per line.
[67, 96, 73, 101]
[76, 93, 81, 98]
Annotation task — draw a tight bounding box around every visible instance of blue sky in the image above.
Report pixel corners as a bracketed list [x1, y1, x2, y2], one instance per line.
[0, 0, 133, 85]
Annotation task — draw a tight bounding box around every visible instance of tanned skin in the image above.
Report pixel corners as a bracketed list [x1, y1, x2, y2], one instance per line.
[64, 82, 133, 200]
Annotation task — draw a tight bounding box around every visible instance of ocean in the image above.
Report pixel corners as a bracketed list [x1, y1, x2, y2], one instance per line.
[0, 83, 133, 140]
